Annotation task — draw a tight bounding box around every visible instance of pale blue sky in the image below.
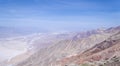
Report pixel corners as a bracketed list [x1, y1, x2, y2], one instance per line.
[0, 0, 120, 32]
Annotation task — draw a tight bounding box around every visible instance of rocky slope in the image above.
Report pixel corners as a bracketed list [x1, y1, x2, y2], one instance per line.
[56, 30, 120, 66]
[13, 26, 120, 66]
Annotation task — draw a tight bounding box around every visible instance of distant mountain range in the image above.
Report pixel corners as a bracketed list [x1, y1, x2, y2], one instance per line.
[0, 26, 120, 66]
[0, 26, 50, 38]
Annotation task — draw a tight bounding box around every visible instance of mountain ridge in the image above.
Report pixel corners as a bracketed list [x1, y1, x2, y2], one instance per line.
[12, 26, 120, 66]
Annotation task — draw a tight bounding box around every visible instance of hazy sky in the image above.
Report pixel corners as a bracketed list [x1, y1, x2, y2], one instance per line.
[0, 0, 120, 32]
